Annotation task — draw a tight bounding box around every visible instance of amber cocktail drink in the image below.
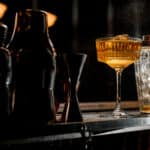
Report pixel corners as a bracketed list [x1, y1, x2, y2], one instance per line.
[96, 35, 141, 117]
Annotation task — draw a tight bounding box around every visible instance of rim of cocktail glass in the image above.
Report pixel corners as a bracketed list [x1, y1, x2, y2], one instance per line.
[95, 36, 142, 42]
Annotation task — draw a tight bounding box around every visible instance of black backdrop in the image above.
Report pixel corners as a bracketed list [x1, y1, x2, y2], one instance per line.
[2, 0, 150, 102]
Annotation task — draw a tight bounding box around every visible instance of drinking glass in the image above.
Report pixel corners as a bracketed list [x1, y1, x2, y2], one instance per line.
[96, 35, 142, 118]
[134, 48, 150, 114]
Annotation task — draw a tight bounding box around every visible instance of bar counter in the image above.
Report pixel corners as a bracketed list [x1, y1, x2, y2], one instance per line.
[0, 101, 150, 146]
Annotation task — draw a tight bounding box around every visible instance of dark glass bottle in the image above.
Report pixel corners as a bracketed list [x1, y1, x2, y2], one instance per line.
[8, 9, 56, 124]
[0, 23, 12, 121]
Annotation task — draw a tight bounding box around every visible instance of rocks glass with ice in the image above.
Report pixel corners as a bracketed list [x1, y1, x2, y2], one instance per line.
[135, 36, 150, 114]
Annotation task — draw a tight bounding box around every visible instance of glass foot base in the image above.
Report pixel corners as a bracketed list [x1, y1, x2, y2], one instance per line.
[112, 109, 127, 118]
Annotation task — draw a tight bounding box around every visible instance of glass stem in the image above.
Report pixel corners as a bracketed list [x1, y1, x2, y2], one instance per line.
[113, 68, 126, 117]
[116, 69, 122, 110]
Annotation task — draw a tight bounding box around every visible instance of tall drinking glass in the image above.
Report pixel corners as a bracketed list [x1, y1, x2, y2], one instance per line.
[96, 35, 141, 118]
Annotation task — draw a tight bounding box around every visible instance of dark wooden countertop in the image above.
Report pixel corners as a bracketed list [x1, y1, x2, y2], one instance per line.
[0, 101, 150, 145]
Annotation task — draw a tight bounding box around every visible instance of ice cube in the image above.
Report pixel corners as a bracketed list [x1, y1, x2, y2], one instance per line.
[112, 34, 129, 40]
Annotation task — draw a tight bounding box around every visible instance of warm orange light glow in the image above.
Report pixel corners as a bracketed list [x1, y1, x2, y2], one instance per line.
[47, 12, 57, 27]
[0, 3, 7, 18]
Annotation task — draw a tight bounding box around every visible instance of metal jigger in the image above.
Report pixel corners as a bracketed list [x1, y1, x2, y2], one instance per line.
[61, 52, 87, 122]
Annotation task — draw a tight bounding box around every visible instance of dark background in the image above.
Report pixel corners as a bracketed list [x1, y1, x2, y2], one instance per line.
[1, 0, 150, 102]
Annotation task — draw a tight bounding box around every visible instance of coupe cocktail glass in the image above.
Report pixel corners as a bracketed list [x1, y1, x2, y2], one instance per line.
[96, 35, 141, 117]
